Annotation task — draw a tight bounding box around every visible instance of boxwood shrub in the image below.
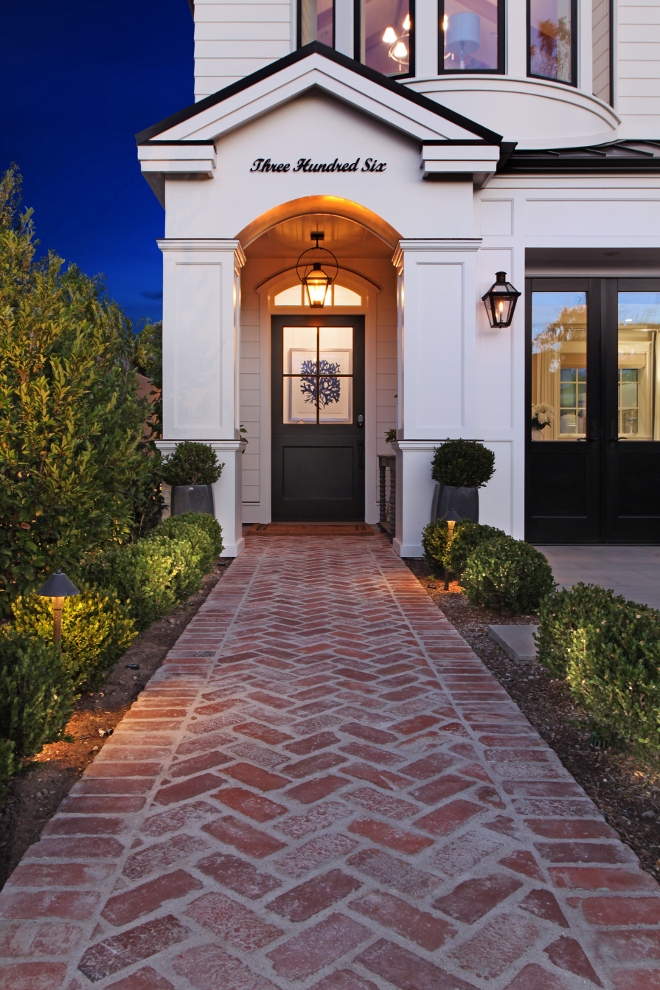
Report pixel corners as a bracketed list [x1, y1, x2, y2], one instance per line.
[152, 513, 219, 577]
[462, 535, 555, 614]
[536, 583, 660, 750]
[431, 439, 495, 489]
[0, 629, 76, 764]
[445, 522, 507, 579]
[421, 520, 449, 573]
[12, 592, 137, 690]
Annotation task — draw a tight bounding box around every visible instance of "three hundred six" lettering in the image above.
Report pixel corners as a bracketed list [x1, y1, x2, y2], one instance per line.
[250, 157, 386, 173]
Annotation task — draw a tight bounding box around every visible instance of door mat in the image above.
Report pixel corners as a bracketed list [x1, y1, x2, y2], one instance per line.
[251, 523, 376, 536]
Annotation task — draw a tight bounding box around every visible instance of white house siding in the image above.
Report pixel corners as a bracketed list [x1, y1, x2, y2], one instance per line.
[616, 0, 660, 138]
[593, 0, 610, 103]
[193, 0, 293, 101]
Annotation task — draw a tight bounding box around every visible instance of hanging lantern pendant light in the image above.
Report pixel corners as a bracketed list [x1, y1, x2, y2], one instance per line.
[297, 232, 338, 310]
[482, 271, 521, 328]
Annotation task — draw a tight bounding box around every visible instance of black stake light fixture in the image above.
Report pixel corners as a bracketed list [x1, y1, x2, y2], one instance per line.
[296, 232, 338, 309]
[36, 569, 80, 647]
[482, 271, 521, 328]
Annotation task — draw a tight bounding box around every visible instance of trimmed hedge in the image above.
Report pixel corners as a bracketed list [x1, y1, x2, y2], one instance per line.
[75, 512, 222, 631]
[421, 521, 449, 573]
[431, 439, 495, 489]
[0, 629, 76, 765]
[536, 583, 660, 750]
[445, 522, 507, 579]
[12, 592, 137, 690]
[462, 535, 555, 614]
[161, 440, 223, 486]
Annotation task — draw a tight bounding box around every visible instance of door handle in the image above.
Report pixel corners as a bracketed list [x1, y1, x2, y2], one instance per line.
[357, 415, 364, 428]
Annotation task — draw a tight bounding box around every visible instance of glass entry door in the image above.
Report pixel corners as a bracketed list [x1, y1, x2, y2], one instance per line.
[271, 315, 365, 521]
[526, 278, 660, 542]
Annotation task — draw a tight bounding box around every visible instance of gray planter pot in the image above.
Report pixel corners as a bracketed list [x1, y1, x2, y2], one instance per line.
[171, 484, 214, 517]
[431, 483, 479, 524]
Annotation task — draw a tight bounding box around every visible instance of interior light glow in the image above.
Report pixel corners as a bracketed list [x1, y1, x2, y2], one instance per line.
[382, 26, 397, 43]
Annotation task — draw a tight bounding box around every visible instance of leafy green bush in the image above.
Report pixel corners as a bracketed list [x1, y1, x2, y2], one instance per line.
[77, 538, 189, 631]
[462, 535, 555, 613]
[0, 739, 15, 798]
[536, 584, 660, 750]
[12, 592, 137, 690]
[152, 513, 221, 575]
[445, 522, 507, 579]
[421, 521, 449, 573]
[162, 441, 224, 487]
[0, 629, 75, 762]
[432, 439, 495, 489]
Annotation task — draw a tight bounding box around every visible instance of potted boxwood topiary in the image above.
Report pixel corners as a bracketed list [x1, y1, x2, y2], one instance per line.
[431, 438, 495, 524]
[162, 441, 224, 517]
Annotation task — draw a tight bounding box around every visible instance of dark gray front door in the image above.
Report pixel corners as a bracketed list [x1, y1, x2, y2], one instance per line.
[271, 315, 365, 521]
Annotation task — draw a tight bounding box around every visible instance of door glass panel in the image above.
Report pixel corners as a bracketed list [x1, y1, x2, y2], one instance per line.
[283, 326, 353, 425]
[531, 291, 587, 440]
[618, 292, 660, 440]
[442, 0, 500, 71]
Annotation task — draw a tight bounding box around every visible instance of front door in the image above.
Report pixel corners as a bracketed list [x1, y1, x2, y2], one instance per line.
[526, 278, 660, 543]
[271, 315, 365, 521]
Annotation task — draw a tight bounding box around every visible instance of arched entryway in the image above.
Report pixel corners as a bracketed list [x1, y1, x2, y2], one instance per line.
[237, 203, 401, 525]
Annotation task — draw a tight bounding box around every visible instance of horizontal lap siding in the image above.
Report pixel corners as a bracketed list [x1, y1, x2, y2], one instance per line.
[194, 1, 293, 99]
[616, 1, 660, 132]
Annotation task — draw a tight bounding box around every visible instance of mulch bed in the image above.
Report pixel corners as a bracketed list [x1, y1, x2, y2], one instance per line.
[0, 560, 229, 891]
[405, 557, 660, 885]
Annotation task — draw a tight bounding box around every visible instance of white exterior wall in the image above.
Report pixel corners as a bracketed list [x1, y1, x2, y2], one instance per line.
[193, 0, 293, 100]
[593, 0, 610, 103]
[615, 0, 660, 138]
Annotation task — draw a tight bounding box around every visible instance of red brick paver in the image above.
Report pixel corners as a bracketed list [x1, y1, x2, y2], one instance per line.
[0, 534, 658, 989]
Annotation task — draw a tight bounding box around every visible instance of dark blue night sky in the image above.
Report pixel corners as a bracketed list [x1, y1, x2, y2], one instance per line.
[1, 1, 194, 325]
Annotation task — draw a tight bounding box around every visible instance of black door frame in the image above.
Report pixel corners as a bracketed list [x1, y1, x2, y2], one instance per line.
[271, 314, 366, 521]
[526, 276, 660, 543]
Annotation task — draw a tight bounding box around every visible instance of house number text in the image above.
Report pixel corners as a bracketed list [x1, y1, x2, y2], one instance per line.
[250, 157, 387, 173]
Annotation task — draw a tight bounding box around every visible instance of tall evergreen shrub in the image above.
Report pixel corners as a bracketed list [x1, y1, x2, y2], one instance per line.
[0, 166, 162, 615]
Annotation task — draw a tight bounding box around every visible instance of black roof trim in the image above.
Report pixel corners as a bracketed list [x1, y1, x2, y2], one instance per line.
[501, 140, 660, 174]
[421, 139, 500, 146]
[142, 139, 215, 146]
[187, 0, 193, 16]
[135, 42, 502, 145]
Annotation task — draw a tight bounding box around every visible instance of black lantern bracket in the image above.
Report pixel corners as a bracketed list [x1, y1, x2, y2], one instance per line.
[482, 271, 521, 328]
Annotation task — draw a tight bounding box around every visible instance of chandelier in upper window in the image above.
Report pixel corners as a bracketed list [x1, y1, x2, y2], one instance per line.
[356, 0, 414, 77]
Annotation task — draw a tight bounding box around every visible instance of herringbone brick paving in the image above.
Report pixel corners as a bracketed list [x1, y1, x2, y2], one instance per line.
[1, 535, 658, 990]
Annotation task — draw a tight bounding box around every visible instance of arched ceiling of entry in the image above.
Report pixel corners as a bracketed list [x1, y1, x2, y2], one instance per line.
[246, 213, 394, 261]
[238, 196, 400, 257]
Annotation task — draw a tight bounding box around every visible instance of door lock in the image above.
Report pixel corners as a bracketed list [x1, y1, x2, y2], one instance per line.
[357, 415, 364, 428]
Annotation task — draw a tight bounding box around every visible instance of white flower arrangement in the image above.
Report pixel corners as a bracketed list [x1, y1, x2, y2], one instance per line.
[531, 403, 554, 431]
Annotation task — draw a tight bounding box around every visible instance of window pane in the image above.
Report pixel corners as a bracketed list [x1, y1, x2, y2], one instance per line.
[529, 0, 574, 83]
[333, 285, 362, 306]
[274, 286, 303, 307]
[442, 0, 499, 71]
[358, 0, 411, 76]
[618, 292, 660, 440]
[531, 292, 587, 440]
[300, 0, 334, 47]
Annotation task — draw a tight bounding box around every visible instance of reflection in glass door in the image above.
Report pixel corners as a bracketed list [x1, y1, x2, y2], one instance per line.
[527, 279, 660, 543]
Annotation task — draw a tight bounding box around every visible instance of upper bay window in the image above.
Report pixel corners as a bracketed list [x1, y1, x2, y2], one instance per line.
[528, 0, 577, 85]
[440, 0, 503, 73]
[356, 0, 414, 77]
[299, 0, 335, 48]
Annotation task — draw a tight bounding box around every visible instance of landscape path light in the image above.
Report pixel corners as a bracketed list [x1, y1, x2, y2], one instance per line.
[482, 271, 521, 328]
[36, 569, 80, 647]
[442, 510, 462, 590]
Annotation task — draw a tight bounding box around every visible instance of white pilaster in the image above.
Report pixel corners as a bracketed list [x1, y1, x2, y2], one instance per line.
[391, 238, 481, 557]
[158, 239, 247, 556]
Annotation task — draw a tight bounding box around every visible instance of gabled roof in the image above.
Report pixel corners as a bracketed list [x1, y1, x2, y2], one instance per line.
[135, 42, 502, 147]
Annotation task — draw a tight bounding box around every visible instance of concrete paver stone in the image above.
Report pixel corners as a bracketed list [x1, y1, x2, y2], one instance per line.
[0, 534, 657, 989]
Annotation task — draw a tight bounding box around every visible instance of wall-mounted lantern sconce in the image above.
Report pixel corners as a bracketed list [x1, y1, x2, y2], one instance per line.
[297, 232, 338, 309]
[482, 272, 521, 328]
[36, 568, 80, 647]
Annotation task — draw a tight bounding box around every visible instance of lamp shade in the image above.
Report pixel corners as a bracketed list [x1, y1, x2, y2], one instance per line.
[481, 272, 521, 328]
[446, 12, 481, 55]
[442, 510, 463, 523]
[36, 569, 81, 598]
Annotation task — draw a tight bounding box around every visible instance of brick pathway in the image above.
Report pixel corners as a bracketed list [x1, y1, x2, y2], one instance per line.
[1, 535, 659, 990]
